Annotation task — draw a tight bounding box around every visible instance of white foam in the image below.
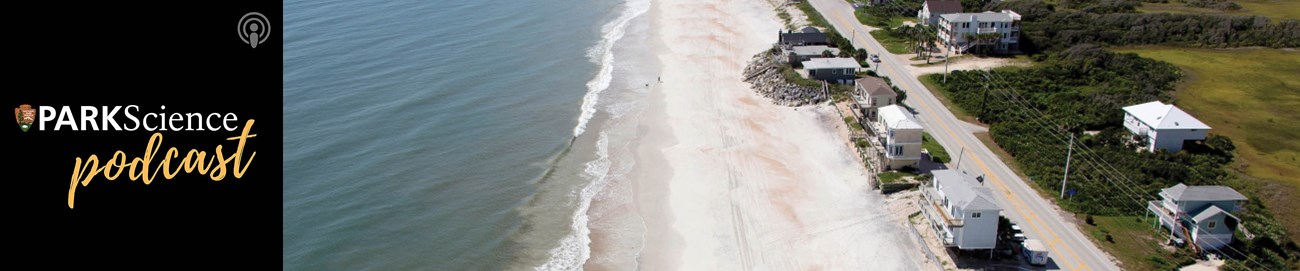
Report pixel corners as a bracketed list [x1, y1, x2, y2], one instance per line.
[540, 0, 652, 269]
[570, 0, 652, 138]
[535, 132, 611, 271]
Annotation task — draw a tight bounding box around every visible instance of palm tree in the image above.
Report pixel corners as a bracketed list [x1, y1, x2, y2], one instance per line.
[980, 33, 1002, 55]
[918, 25, 938, 62]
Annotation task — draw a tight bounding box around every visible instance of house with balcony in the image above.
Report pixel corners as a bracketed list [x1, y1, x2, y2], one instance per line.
[917, 0, 963, 26]
[1122, 101, 1211, 152]
[871, 105, 922, 170]
[802, 58, 861, 83]
[853, 76, 897, 121]
[1146, 183, 1246, 250]
[921, 169, 1001, 250]
[936, 10, 1021, 54]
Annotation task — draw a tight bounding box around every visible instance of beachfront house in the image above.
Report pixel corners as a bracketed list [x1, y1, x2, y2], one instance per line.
[786, 45, 841, 67]
[917, 0, 964, 26]
[854, 76, 897, 121]
[921, 169, 1001, 250]
[1122, 101, 1211, 152]
[778, 27, 829, 46]
[872, 105, 922, 170]
[1146, 183, 1246, 250]
[802, 58, 860, 83]
[937, 10, 1021, 54]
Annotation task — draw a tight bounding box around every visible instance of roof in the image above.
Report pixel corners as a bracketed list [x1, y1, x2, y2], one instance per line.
[856, 77, 896, 97]
[1022, 239, 1047, 251]
[789, 45, 840, 56]
[879, 105, 922, 129]
[800, 26, 821, 33]
[940, 10, 1019, 23]
[1191, 205, 1239, 222]
[924, 0, 964, 15]
[1123, 101, 1211, 130]
[802, 57, 861, 70]
[1162, 183, 1247, 202]
[779, 32, 829, 45]
[934, 169, 1001, 211]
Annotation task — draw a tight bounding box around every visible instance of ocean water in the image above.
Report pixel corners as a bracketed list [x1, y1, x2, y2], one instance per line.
[282, 0, 654, 270]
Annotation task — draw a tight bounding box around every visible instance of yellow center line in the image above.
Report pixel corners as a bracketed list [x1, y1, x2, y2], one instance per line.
[820, 7, 1096, 270]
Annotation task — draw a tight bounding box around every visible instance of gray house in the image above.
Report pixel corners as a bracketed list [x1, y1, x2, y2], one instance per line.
[854, 76, 896, 121]
[802, 58, 860, 83]
[786, 45, 840, 66]
[921, 169, 1001, 250]
[1147, 183, 1247, 250]
[778, 27, 829, 46]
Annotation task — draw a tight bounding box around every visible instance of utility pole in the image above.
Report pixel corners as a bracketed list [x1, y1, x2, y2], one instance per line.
[955, 146, 965, 170]
[943, 47, 951, 83]
[1060, 134, 1074, 199]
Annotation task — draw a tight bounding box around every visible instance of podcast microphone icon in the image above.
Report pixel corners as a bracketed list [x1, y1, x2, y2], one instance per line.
[238, 12, 270, 48]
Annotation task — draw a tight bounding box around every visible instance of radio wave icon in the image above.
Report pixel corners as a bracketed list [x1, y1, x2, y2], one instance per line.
[238, 12, 270, 48]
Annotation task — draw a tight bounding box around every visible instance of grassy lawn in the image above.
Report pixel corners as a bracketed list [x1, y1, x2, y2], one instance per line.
[917, 75, 978, 123]
[1115, 47, 1300, 238]
[844, 116, 866, 133]
[781, 65, 824, 88]
[1138, 0, 1300, 20]
[878, 171, 918, 183]
[1235, 0, 1300, 20]
[1082, 215, 1197, 271]
[855, 8, 916, 28]
[869, 29, 911, 54]
[921, 132, 951, 163]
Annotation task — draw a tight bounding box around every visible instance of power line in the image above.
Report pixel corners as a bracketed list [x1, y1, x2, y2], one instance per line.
[961, 69, 1277, 269]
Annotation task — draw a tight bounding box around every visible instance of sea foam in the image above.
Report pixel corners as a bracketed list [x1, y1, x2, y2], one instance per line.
[570, 0, 651, 138]
[541, 0, 651, 269]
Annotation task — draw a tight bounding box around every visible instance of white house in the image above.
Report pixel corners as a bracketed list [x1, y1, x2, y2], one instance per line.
[802, 57, 861, 83]
[872, 105, 922, 170]
[1122, 101, 1210, 152]
[937, 10, 1021, 54]
[921, 169, 1001, 250]
[854, 76, 897, 121]
[1147, 183, 1246, 250]
[917, 0, 964, 26]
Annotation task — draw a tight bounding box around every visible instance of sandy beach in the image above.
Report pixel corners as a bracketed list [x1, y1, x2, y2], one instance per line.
[597, 0, 926, 269]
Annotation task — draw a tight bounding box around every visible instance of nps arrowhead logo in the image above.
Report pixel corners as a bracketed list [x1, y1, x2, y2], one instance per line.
[15, 104, 35, 132]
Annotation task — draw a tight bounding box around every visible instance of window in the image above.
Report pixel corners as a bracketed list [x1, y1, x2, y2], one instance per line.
[972, 212, 981, 218]
[894, 146, 903, 155]
[1208, 221, 1217, 229]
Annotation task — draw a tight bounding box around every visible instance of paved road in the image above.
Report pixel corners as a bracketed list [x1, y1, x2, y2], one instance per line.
[803, 0, 1120, 270]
